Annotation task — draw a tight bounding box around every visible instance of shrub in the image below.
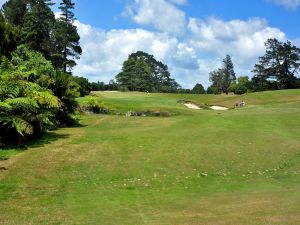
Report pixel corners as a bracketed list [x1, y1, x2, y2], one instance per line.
[234, 85, 247, 95]
[80, 97, 109, 114]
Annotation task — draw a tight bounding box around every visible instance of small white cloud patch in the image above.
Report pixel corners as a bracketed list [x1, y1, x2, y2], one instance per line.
[124, 0, 187, 35]
[268, 0, 300, 10]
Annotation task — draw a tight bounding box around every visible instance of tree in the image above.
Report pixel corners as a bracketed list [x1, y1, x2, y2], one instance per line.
[253, 38, 300, 89]
[0, 13, 20, 57]
[2, 0, 56, 57]
[21, 0, 56, 56]
[191, 83, 205, 94]
[116, 51, 180, 92]
[222, 55, 236, 94]
[73, 76, 91, 97]
[11, 45, 54, 81]
[49, 71, 80, 125]
[209, 55, 236, 94]
[229, 76, 251, 94]
[54, 0, 82, 72]
[209, 69, 224, 93]
[1, 0, 28, 27]
[0, 57, 60, 145]
[206, 85, 220, 94]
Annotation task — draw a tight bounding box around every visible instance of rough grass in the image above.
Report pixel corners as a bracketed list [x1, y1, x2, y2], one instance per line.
[1, 90, 300, 224]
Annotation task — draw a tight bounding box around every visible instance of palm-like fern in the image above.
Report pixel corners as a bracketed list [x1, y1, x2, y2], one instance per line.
[0, 57, 61, 144]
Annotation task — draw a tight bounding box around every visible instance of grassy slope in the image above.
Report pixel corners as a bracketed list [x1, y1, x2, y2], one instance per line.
[1, 90, 300, 225]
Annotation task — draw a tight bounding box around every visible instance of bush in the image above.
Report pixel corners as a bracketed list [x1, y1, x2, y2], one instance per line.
[80, 97, 109, 114]
[234, 85, 247, 95]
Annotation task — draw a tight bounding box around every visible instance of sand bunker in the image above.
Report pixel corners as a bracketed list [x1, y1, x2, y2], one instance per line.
[184, 103, 201, 110]
[210, 106, 228, 111]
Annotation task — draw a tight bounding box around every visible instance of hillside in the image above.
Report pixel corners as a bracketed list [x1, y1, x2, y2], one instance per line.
[1, 90, 300, 225]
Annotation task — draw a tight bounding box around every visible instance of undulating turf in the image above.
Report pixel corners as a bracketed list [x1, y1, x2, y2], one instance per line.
[1, 90, 300, 224]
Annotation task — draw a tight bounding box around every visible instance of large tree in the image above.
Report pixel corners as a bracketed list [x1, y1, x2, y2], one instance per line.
[191, 83, 205, 94]
[54, 0, 82, 72]
[116, 51, 180, 92]
[1, 0, 28, 27]
[2, 0, 56, 57]
[253, 38, 300, 89]
[0, 13, 20, 57]
[209, 55, 236, 94]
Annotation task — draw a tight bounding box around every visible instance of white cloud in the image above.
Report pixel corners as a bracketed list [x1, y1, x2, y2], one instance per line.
[268, 0, 300, 10]
[73, 20, 197, 86]
[73, 15, 289, 88]
[186, 17, 287, 84]
[0, 0, 7, 7]
[294, 38, 300, 47]
[124, 0, 186, 35]
[169, 0, 187, 5]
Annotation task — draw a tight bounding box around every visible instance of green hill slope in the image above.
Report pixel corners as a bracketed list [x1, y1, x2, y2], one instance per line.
[1, 90, 300, 225]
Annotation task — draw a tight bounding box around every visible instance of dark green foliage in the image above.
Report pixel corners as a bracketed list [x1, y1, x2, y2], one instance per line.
[229, 76, 251, 94]
[0, 13, 20, 57]
[206, 85, 221, 94]
[73, 76, 91, 97]
[0, 57, 60, 145]
[90, 82, 105, 91]
[2, 0, 56, 57]
[209, 55, 236, 94]
[253, 38, 300, 89]
[54, 0, 82, 72]
[21, 0, 56, 56]
[116, 51, 180, 92]
[250, 75, 279, 92]
[234, 85, 247, 95]
[49, 71, 79, 125]
[177, 89, 191, 94]
[1, 0, 28, 27]
[11, 45, 54, 81]
[191, 83, 205, 94]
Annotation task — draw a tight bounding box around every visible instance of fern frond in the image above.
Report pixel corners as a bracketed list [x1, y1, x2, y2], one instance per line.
[5, 97, 39, 110]
[0, 102, 12, 111]
[0, 116, 33, 136]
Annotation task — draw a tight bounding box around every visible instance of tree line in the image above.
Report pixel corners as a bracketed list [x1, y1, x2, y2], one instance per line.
[111, 39, 300, 95]
[207, 38, 300, 94]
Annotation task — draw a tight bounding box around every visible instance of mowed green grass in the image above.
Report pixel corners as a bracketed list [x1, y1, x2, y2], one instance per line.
[1, 90, 300, 225]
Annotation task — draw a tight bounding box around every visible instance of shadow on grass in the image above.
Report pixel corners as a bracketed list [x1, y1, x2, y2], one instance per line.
[0, 132, 71, 160]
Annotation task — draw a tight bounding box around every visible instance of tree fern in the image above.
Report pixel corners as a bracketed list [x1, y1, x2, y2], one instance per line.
[0, 116, 34, 136]
[5, 97, 39, 110]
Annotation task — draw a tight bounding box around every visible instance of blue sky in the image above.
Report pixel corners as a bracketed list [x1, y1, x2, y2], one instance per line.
[1, 0, 300, 87]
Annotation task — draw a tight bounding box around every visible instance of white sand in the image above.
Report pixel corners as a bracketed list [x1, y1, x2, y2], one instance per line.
[103, 91, 120, 93]
[184, 103, 201, 110]
[210, 106, 228, 111]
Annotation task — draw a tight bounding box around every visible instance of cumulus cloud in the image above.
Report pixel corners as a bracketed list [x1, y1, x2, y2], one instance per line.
[188, 17, 286, 60]
[267, 0, 300, 10]
[124, 0, 186, 35]
[186, 17, 287, 84]
[0, 0, 7, 6]
[73, 15, 289, 88]
[73, 20, 199, 87]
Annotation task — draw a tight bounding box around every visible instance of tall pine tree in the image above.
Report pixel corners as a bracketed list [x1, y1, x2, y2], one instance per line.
[22, 0, 55, 56]
[54, 0, 82, 72]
